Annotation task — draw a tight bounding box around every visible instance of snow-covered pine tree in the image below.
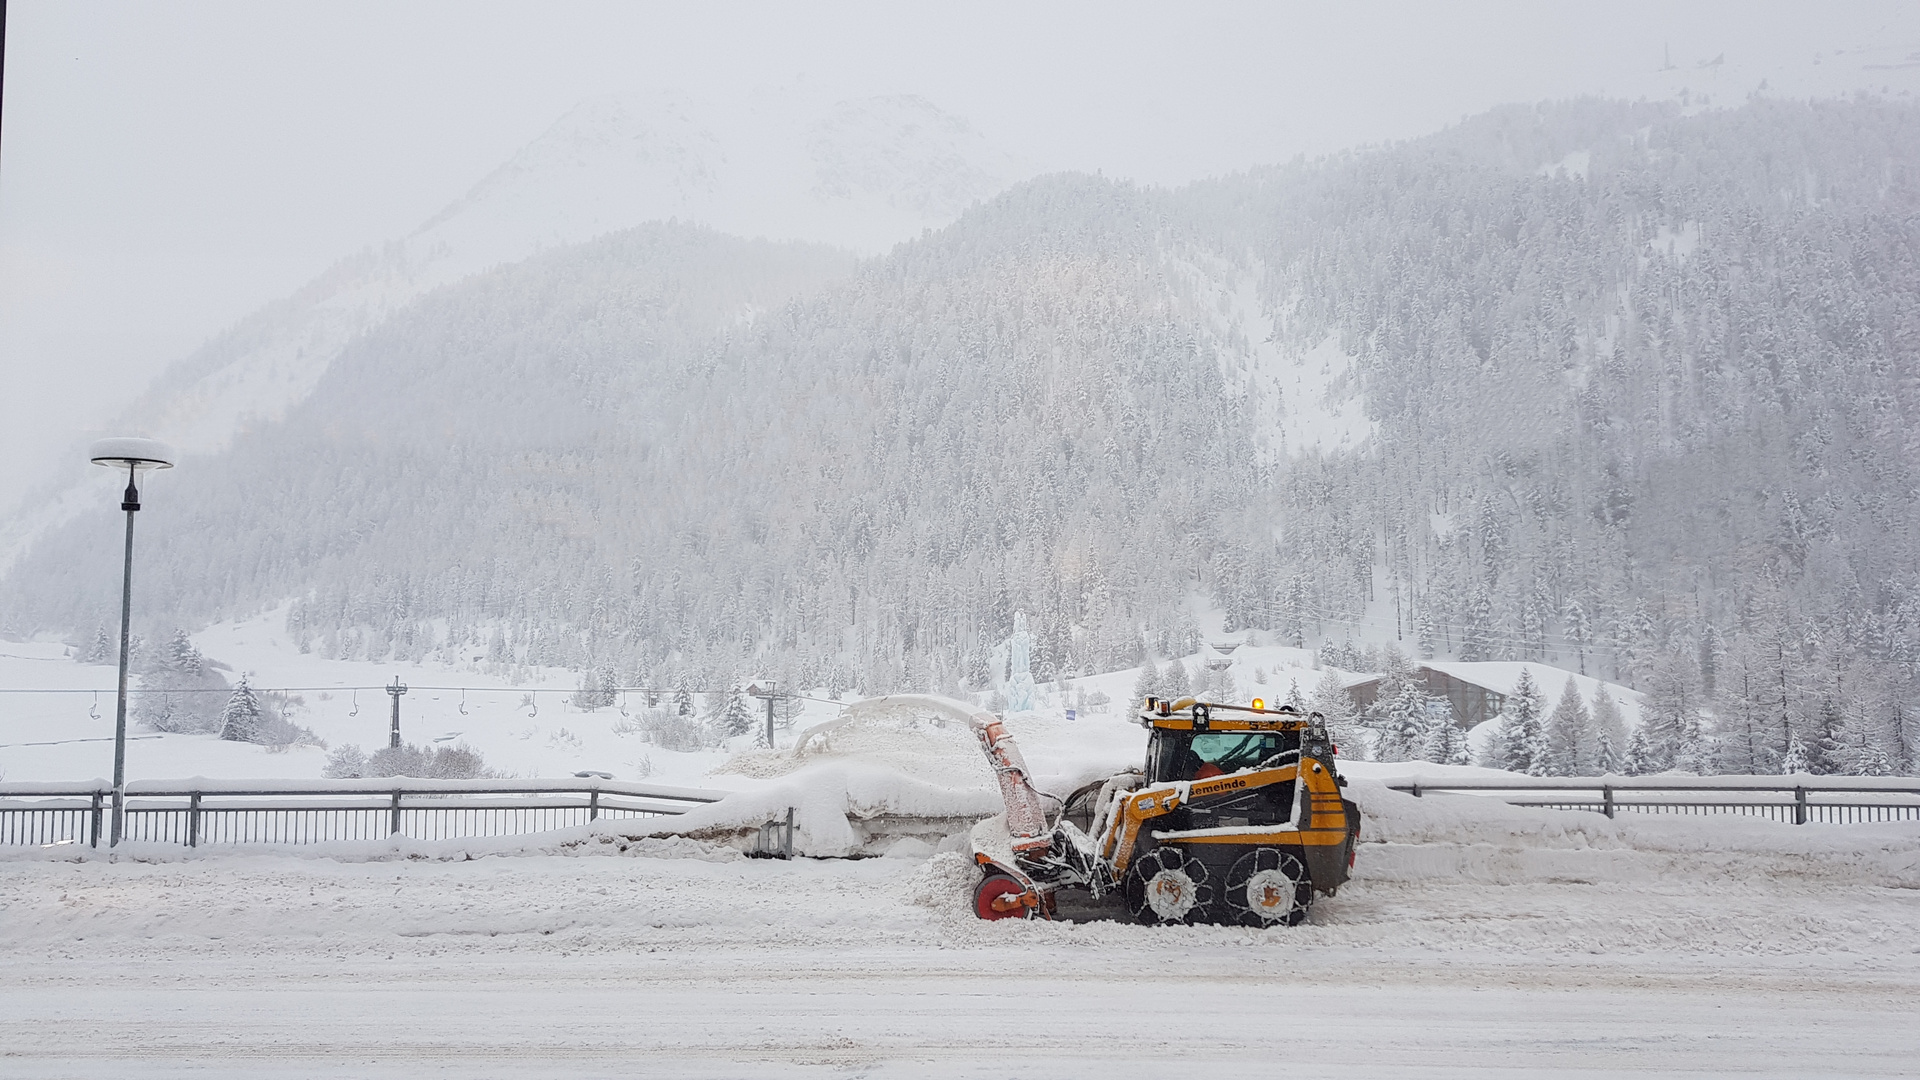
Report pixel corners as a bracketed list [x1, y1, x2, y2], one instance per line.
[1130, 663, 1159, 707]
[1162, 659, 1192, 701]
[1782, 734, 1811, 775]
[570, 668, 606, 711]
[80, 625, 113, 665]
[1623, 724, 1655, 776]
[219, 679, 263, 743]
[1371, 683, 1427, 762]
[720, 688, 753, 739]
[1564, 596, 1592, 676]
[1496, 668, 1546, 775]
[165, 629, 203, 675]
[1593, 729, 1619, 775]
[1418, 698, 1469, 765]
[674, 685, 694, 717]
[1543, 677, 1590, 776]
[1307, 670, 1364, 759]
[1460, 592, 1493, 662]
[1590, 683, 1626, 771]
[1811, 698, 1847, 776]
[1639, 648, 1704, 773]
[1851, 741, 1893, 777]
[1284, 678, 1307, 712]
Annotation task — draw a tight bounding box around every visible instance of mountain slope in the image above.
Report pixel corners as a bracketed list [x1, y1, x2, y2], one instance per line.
[9, 98, 1920, 775]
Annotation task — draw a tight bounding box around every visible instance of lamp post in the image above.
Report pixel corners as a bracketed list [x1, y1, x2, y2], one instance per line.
[88, 437, 175, 847]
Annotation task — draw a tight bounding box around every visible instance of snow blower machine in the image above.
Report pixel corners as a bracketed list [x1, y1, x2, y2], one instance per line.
[970, 696, 1360, 926]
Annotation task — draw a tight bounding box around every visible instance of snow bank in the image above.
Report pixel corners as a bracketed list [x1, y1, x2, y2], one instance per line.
[0, 823, 746, 865]
[1346, 777, 1920, 889]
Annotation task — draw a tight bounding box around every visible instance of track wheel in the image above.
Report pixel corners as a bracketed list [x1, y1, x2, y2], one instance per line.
[1224, 848, 1312, 927]
[973, 873, 1036, 921]
[1123, 847, 1214, 925]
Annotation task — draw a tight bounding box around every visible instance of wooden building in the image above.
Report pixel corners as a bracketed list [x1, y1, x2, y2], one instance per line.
[1343, 664, 1509, 728]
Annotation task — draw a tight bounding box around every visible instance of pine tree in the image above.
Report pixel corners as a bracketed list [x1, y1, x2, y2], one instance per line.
[720, 688, 753, 738]
[1284, 678, 1307, 712]
[1130, 663, 1159, 707]
[1496, 668, 1546, 775]
[1461, 592, 1493, 661]
[1589, 684, 1626, 773]
[1564, 596, 1592, 676]
[1851, 742, 1893, 778]
[1418, 698, 1469, 765]
[1543, 677, 1590, 776]
[571, 668, 607, 711]
[1782, 734, 1811, 775]
[80, 625, 113, 665]
[674, 685, 694, 717]
[219, 679, 263, 743]
[1623, 723, 1655, 776]
[165, 629, 203, 675]
[1307, 670, 1364, 759]
[1162, 659, 1191, 701]
[1593, 729, 1619, 775]
[1640, 648, 1704, 773]
[1371, 682, 1427, 762]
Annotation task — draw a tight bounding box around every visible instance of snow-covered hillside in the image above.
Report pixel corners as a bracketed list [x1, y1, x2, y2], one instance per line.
[0, 87, 1023, 576]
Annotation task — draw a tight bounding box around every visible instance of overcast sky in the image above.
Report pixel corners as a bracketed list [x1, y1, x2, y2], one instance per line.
[5, 1, 1920, 510]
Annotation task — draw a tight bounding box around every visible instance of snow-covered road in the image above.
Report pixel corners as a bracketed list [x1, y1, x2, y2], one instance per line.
[5, 807, 1920, 1078]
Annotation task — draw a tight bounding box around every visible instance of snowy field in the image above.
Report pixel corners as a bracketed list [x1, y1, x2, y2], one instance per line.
[4, 782, 1918, 1078]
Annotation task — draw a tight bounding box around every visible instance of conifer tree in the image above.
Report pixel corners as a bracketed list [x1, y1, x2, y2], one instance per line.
[1371, 682, 1427, 762]
[1130, 662, 1159, 707]
[219, 679, 263, 743]
[80, 625, 113, 665]
[1162, 659, 1191, 701]
[1782, 734, 1811, 775]
[720, 687, 753, 738]
[1623, 723, 1655, 776]
[166, 629, 203, 675]
[1593, 729, 1619, 775]
[1284, 678, 1307, 712]
[1418, 698, 1469, 766]
[1307, 670, 1364, 759]
[1589, 683, 1626, 773]
[1543, 677, 1590, 776]
[1496, 668, 1546, 775]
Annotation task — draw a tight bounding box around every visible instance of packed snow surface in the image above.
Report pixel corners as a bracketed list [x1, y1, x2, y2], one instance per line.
[4, 781, 1918, 1077]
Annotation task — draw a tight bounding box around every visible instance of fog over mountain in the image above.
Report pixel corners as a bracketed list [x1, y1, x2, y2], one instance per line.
[8, 96, 1919, 777]
[0, 88, 1025, 572]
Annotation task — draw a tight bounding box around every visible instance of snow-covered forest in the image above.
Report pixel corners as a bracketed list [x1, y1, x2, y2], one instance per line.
[6, 98, 1920, 778]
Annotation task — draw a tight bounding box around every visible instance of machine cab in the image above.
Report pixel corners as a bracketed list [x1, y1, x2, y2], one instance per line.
[1137, 699, 1319, 830]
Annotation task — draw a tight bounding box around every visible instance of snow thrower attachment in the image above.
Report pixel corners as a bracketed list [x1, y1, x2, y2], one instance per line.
[970, 698, 1360, 926]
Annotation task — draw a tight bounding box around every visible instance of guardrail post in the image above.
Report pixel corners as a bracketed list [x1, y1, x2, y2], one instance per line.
[1794, 785, 1808, 825]
[188, 792, 201, 848]
[1602, 785, 1615, 819]
[1410, 782, 1422, 798]
[589, 789, 600, 822]
[89, 793, 103, 848]
[390, 790, 403, 837]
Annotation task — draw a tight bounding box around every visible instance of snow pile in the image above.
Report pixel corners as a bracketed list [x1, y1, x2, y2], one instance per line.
[618, 696, 1008, 856]
[899, 851, 983, 925]
[1346, 777, 1920, 889]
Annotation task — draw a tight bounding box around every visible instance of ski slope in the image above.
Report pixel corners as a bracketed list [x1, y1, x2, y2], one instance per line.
[3, 781, 1917, 1077]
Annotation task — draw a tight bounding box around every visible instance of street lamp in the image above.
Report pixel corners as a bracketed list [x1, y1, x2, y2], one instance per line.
[89, 437, 175, 847]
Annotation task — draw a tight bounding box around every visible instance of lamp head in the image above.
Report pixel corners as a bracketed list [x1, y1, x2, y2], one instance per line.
[89, 437, 176, 472]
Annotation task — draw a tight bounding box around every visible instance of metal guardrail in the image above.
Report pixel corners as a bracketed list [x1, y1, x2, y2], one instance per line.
[1384, 777, 1920, 825]
[0, 778, 724, 849]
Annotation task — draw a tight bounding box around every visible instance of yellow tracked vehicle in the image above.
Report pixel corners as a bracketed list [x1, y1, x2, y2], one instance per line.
[970, 697, 1360, 925]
